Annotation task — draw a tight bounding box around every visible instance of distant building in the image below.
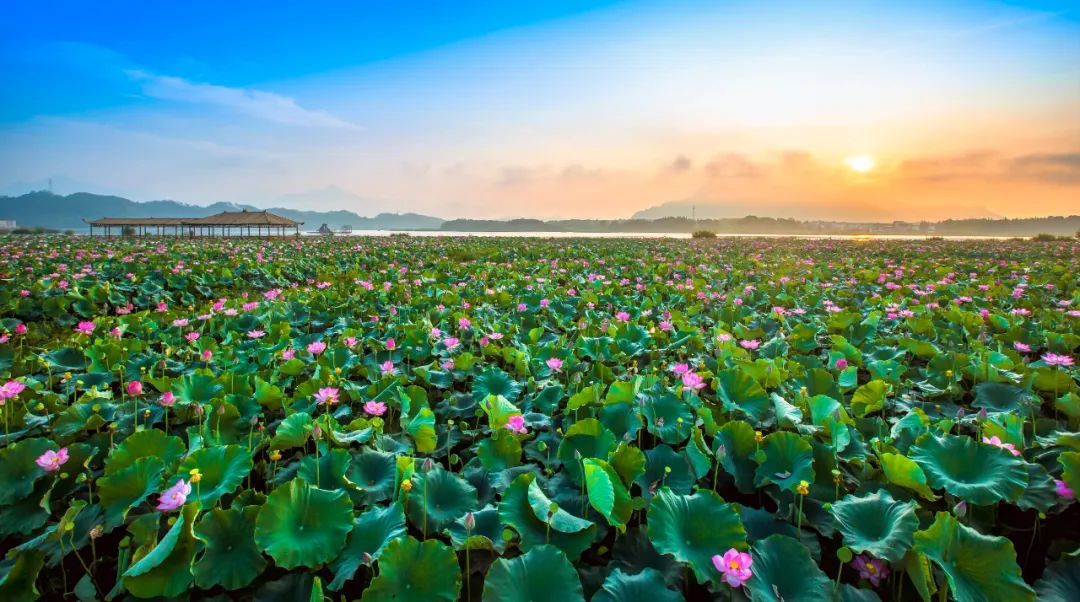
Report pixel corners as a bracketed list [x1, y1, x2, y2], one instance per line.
[0, 219, 15, 232]
[316, 223, 334, 235]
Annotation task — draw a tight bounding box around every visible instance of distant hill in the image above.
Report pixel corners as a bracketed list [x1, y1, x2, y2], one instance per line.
[0, 191, 445, 231]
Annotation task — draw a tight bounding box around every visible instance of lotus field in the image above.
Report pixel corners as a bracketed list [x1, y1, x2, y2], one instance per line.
[1, 235, 1078, 601]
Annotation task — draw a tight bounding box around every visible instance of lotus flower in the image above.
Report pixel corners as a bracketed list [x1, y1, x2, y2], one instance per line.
[0, 380, 27, 402]
[853, 554, 889, 587]
[307, 341, 327, 355]
[546, 357, 563, 373]
[505, 415, 528, 434]
[712, 548, 752, 587]
[1043, 353, 1074, 367]
[1056, 479, 1075, 500]
[982, 435, 1021, 457]
[364, 401, 387, 416]
[314, 387, 340, 406]
[35, 448, 69, 472]
[681, 372, 706, 391]
[155, 479, 191, 512]
[75, 321, 95, 335]
[125, 380, 143, 396]
[159, 391, 176, 407]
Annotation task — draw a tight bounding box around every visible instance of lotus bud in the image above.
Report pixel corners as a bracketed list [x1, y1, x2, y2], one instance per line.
[977, 408, 987, 421]
[193, 404, 205, 416]
[423, 457, 435, 472]
[956, 407, 965, 419]
[464, 512, 476, 532]
[216, 404, 225, 415]
[313, 423, 322, 439]
[362, 552, 373, 565]
[953, 500, 967, 517]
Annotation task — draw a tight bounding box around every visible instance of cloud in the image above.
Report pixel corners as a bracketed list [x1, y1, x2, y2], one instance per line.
[126, 69, 359, 129]
[669, 154, 692, 172]
[705, 153, 762, 179]
[1008, 153, 1080, 184]
[899, 150, 1080, 184]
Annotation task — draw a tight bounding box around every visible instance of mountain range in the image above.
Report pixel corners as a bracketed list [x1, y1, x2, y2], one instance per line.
[0, 191, 445, 231]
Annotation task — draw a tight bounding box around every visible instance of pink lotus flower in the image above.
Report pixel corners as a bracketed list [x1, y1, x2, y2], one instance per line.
[380, 360, 395, 375]
[835, 358, 849, 370]
[546, 357, 563, 373]
[712, 548, 753, 588]
[505, 414, 528, 434]
[670, 363, 690, 376]
[458, 317, 471, 330]
[385, 338, 397, 350]
[1043, 353, 1074, 367]
[681, 372, 706, 391]
[364, 401, 387, 416]
[75, 321, 95, 335]
[185, 331, 200, 342]
[739, 339, 760, 350]
[159, 392, 176, 407]
[0, 380, 27, 401]
[441, 359, 455, 370]
[14, 323, 27, 335]
[1013, 341, 1031, 353]
[201, 349, 213, 362]
[443, 337, 460, 350]
[658, 320, 673, 332]
[35, 448, 69, 472]
[982, 435, 1020, 456]
[247, 329, 266, 339]
[155, 479, 191, 512]
[852, 554, 889, 587]
[314, 387, 340, 406]
[126, 380, 144, 396]
[282, 348, 296, 360]
[615, 311, 630, 322]
[307, 341, 327, 355]
[1055, 479, 1074, 499]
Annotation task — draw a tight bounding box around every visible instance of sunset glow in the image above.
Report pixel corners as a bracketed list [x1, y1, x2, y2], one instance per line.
[844, 156, 877, 174]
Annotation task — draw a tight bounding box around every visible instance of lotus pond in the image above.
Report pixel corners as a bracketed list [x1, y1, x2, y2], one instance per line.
[0, 235, 1077, 601]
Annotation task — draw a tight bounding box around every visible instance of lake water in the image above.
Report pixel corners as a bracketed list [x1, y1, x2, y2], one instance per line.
[304, 230, 1020, 240]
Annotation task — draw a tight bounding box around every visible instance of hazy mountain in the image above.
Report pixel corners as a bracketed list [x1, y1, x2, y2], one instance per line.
[0, 191, 444, 231]
[269, 186, 381, 213]
[632, 198, 1003, 221]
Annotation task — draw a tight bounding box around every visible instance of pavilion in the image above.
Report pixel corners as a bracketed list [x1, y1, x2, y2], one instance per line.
[84, 210, 303, 238]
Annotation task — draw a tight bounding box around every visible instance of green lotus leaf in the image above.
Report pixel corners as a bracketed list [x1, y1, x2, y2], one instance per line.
[637, 444, 694, 498]
[270, 412, 314, 450]
[478, 431, 523, 471]
[406, 406, 437, 453]
[583, 457, 633, 528]
[406, 466, 478, 533]
[879, 452, 937, 500]
[178, 444, 252, 506]
[329, 503, 407, 591]
[193, 505, 267, 590]
[754, 431, 815, 491]
[472, 367, 522, 402]
[349, 449, 397, 504]
[972, 382, 1033, 413]
[446, 505, 506, 553]
[909, 433, 1026, 504]
[913, 512, 1034, 602]
[851, 380, 888, 417]
[557, 418, 617, 484]
[839, 583, 882, 602]
[747, 534, 834, 602]
[608, 442, 646, 487]
[97, 457, 166, 527]
[298, 448, 360, 499]
[527, 477, 594, 533]
[362, 536, 460, 602]
[0, 549, 45, 602]
[591, 567, 685, 602]
[830, 490, 918, 562]
[44, 348, 87, 371]
[0, 438, 55, 505]
[105, 429, 185, 475]
[173, 372, 224, 404]
[714, 420, 759, 493]
[499, 473, 596, 560]
[481, 544, 584, 602]
[123, 503, 203, 598]
[1060, 451, 1080, 496]
[646, 487, 746, 585]
[1035, 556, 1080, 602]
[254, 478, 353, 569]
[714, 368, 771, 423]
[1016, 461, 1059, 512]
[642, 390, 693, 444]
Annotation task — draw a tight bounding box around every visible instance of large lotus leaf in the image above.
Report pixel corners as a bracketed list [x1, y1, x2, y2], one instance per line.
[642, 390, 693, 444]
[193, 505, 266, 590]
[298, 448, 360, 498]
[472, 367, 522, 402]
[178, 444, 252, 506]
[879, 452, 937, 500]
[500, 473, 596, 560]
[973, 382, 1033, 413]
[830, 490, 917, 562]
[349, 449, 397, 504]
[646, 487, 747, 585]
[270, 412, 314, 450]
[123, 503, 203, 598]
[607, 442, 646, 487]
[446, 505, 507, 553]
[44, 348, 87, 371]
[713, 420, 759, 493]
[482, 544, 584, 602]
[850, 380, 888, 417]
[255, 478, 353, 569]
[1035, 556, 1080, 602]
[591, 567, 685, 602]
[406, 466, 478, 533]
[0, 549, 45, 602]
[406, 407, 437, 453]
[1016, 461, 1059, 512]
[914, 512, 1034, 602]
[97, 457, 166, 527]
[105, 429, 185, 475]
[583, 457, 633, 528]
[754, 431, 815, 491]
[362, 536, 460, 602]
[173, 373, 224, 404]
[477, 432, 523, 471]
[527, 477, 594, 533]
[746, 534, 834, 602]
[329, 503, 407, 591]
[909, 433, 1026, 505]
[637, 444, 694, 498]
[714, 368, 771, 423]
[0, 438, 54, 505]
[557, 418, 617, 484]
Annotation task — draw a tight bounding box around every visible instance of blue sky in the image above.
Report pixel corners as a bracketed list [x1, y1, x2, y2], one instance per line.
[1, 1, 1078, 220]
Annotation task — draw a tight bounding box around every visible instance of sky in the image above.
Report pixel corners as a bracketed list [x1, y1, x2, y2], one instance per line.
[1, 0, 1078, 221]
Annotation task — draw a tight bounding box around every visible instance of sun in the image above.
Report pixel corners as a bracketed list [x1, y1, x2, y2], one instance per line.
[844, 154, 876, 174]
